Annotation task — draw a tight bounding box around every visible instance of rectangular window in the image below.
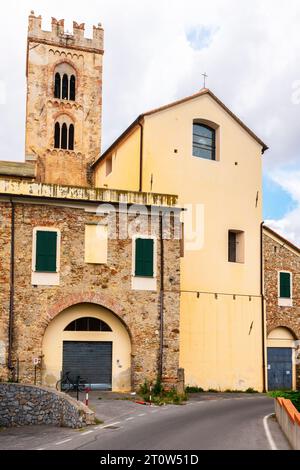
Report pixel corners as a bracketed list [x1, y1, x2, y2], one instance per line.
[106, 156, 112, 176]
[279, 272, 291, 299]
[193, 123, 216, 160]
[228, 230, 245, 263]
[85, 225, 108, 264]
[135, 238, 154, 277]
[36, 230, 57, 272]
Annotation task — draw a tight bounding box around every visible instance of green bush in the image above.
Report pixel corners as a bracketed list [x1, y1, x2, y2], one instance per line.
[185, 386, 204, 393]
[268, 390, 300, 412]
[139, 379, 187, 405]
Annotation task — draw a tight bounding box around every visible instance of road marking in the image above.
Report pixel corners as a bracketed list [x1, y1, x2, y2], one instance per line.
[36, 448, 46, 451]
[263, 414, 278, 451]
[126, 417, 134, 421]
[138, 413, 146, 417]
[55, 438, 72, 445]
[102, 421, 121, 429]
[151, 410, 158, 413]
[80, 430, 93, 436]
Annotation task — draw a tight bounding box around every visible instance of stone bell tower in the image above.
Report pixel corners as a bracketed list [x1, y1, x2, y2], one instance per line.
[25, 11, 104, 186]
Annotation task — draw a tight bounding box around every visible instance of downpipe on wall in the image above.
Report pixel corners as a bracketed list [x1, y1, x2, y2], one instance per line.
[8, 197, 15, 374]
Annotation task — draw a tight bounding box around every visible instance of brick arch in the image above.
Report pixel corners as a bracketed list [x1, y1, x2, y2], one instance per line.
[267, 323, 299, 340]
[46, 292, 132, 340]
[52, 110, 75, 123]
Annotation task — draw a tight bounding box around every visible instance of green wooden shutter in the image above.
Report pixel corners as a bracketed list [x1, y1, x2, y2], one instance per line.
[280, 272, 291, 298]
[36, 231, 57, 272]
[135, 238, 154, 277]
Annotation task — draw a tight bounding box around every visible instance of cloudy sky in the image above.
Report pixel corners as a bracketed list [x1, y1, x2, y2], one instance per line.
[0, 0, 300, 244]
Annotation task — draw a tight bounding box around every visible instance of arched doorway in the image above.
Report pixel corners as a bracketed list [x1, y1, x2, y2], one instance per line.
[267, 327, 297, 391]
[42, 303, 131, 392]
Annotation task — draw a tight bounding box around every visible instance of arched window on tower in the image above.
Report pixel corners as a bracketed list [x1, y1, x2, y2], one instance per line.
[54, 122, 60, 148]
[54, 73, 61, 99]
[53, 63, 77, 101]
[70, 75, 76, 101]
[69, 124, 74, 150]
[61, 123, 68, 149]
[62, 74, 69, 100]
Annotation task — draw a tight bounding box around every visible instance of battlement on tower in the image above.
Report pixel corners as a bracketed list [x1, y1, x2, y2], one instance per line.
[28, 11, 104, 53]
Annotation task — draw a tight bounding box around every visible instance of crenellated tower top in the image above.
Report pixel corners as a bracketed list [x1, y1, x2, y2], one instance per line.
[28, 11, 104, 53]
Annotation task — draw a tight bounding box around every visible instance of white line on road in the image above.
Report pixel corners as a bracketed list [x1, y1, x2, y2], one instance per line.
[101, 421, 121, 429]
[263, 414, 278, 451]
[126, 417, 134, 421]
[80, 430, 94, 436]
[55, 438, 72, 445]
[36, 448, 46, 451]
[138, 413, 146, 417]
[151, 410, 158, 413]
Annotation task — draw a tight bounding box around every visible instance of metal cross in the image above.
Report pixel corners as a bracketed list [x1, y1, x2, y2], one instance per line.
[202, 72, 208, 89]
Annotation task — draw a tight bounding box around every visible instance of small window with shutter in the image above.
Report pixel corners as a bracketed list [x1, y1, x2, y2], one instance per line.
[279, 272, 291, 299]
[135, 238, 154, 277]
[35, 231, 57, 273]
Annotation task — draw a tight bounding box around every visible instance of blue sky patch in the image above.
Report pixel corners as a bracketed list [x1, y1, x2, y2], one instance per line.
[186, 26, 217, 50]
[263, 174, 296, 220]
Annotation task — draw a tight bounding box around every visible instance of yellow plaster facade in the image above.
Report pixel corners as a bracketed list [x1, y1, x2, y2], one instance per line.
[94, 91, 266, 391]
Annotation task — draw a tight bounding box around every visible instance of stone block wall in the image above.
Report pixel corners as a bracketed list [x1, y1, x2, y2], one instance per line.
[264, 232, 300, 337]
[0, 198, 181, 390]
[0, 383, 95, 428]
[0, 202, 11, 381]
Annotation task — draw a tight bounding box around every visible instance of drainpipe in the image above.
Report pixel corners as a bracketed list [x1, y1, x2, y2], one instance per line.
[260, 221, 266, 392]
[8, 198, 15, 372]
[138, 121, 144, 192]
[158, 211, 164, 381]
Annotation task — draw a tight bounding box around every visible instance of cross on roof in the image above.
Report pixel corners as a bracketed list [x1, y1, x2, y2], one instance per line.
[202, 72, 208, 89]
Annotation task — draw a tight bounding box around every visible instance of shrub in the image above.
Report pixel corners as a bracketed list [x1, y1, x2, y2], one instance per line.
[185, 386, 204, 393]
[268, 390, 300, 412]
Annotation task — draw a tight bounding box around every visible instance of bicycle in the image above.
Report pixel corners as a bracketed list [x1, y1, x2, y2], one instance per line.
[56, 371, 86, 393]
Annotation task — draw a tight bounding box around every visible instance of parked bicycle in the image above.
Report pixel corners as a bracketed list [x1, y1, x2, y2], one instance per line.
[56, 371, 86, 393]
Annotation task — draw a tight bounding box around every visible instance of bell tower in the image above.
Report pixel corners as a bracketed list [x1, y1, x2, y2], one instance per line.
[25, 11, 104, 186]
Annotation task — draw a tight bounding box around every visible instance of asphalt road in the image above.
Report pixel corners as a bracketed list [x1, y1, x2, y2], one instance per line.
[0, 395, 291, 450]
[74, 396, 290, 451]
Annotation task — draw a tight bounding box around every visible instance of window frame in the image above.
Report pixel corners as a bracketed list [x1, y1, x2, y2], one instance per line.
[131, 235, 157, 278]
[278, 271, 293, 306]
[32, 227, 61, 274]
[192, 122, 216, 161]
[228, 230, 245, 264]
[64, 317, 112, 332]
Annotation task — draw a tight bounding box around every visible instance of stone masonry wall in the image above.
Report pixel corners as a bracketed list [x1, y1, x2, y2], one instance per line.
[0, 202, 11, 381]
[264, 232, 300, 336]
[0, 199, 180, 389]
[0, 383, 95, 428]
[264, 231, 300, 387]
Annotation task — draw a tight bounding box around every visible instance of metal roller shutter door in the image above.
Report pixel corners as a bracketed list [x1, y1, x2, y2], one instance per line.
[63, 341, 112, 390]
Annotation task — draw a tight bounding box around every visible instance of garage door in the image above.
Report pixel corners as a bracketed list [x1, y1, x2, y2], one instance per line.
[63, 341, 112, 390]
[267, 347, 292, 391]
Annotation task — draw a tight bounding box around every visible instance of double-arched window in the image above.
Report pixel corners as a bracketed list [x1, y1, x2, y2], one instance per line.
[54, 121, 74, 150]
[54, 63, 76, 101]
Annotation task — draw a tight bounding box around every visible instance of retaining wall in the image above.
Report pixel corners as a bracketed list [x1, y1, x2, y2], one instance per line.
[275, 397, 300, 450]
[0, 383, 95, 428]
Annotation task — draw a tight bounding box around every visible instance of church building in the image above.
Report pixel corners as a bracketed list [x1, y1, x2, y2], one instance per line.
[0, 12, 270, 392]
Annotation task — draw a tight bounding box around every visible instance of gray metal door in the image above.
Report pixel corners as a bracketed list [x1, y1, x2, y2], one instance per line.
[63, 341, 112, 390]
[267, 347, 292, 391]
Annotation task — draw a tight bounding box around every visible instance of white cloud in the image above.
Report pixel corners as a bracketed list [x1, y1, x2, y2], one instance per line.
[0, 0, 300, 241]
[266, 169, 300, 245]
